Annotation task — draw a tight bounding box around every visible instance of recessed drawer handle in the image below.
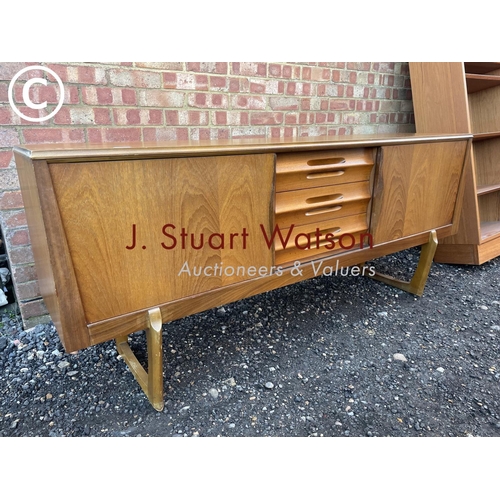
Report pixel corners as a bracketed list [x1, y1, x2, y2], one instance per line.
[305, 194, 343, 204]
[306, 169, 345, 180]
[307, 158, 346, 166]
[305, 205, 343, 216]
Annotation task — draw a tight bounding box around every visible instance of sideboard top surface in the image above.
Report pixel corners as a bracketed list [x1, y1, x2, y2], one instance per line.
[14, 132, 472, 163]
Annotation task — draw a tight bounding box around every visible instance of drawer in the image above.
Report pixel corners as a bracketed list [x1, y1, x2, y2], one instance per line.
[276, 181, 371, 228]
[276, 148, 375, 192]
[274, 213, 370, 266]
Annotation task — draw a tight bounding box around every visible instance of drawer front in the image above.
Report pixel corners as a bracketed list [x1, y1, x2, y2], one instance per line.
[275, 213, 370, 266]
[276, 148, 375, 192]
[276, 181, 371, 228]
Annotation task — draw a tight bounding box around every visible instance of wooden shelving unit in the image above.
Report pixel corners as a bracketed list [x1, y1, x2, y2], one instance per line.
[409, 62, 500, 265]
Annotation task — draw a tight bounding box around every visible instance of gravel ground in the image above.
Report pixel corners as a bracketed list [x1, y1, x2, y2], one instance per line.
[1, 247, 500, 438]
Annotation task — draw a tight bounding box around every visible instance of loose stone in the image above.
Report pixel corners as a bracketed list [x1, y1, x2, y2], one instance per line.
[393, 353, 408, 362]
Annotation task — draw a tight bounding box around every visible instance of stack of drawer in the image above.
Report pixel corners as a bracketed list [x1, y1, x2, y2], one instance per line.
[274, 148, 376, 266]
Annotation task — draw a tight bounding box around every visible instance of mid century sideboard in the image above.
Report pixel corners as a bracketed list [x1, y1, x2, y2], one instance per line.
[14, 133, 471, 409]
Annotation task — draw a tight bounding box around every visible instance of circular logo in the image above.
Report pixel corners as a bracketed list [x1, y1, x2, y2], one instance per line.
[8, 65, 65, 123]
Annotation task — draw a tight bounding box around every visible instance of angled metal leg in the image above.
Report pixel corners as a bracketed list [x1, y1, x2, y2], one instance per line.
[116, 307, 164, 411]
[369, 230, 438, 296]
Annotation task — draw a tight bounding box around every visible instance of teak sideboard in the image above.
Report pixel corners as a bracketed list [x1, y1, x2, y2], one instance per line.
[14, 133, 470, 410]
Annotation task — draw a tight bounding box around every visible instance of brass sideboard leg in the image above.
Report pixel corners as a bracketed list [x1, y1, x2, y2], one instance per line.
[369, 230, 438, 296]
[116, 307, 164, 411]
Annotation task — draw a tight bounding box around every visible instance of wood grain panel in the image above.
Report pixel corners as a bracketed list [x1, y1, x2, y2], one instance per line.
[472, 138, 500, 188]
[49, 154, 274, 323]
[370, 141, 468, 244]
[409, 62, 471, 134]
[478, 192, 500, 222]
[469, 86, 500, 134]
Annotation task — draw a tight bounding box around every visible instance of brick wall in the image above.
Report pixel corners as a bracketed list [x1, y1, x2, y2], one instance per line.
[0, 62, 415, 328]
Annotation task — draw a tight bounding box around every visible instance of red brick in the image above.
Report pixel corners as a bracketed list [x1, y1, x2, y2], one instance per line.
[8, 245, 34, 265]
[109, 69, 161, 88]
[228, 78, 244, 93]
[1, 210, 27, 229]
[269, 97, 299, 110]
[178, 111, 208, 126]
[315, 113, 328, 124]
[187, 62, 228, 74]
[271, 127, 281, 138]
[231, 63, 266, 77]
[135, 62, 184, 70]
[148, 109, 163, 125]
[122, 89, 136, 105]
[22, 128, 62, 144]
[82, 87, 120, 105]
[0, 150, 13, 168]
[0, 83, 8, 102]
[143, 127, 177, 142]
[0, 63, 43, 81]
[250, 112, 283, 125]
[214, 111, 226, 125]
[15, 280, 40, 301]
[250, 81, 266, 93]
[95, 87, 113, 105]
[126, 109, 140, 125]
[87, 128, 103, 142]
[19, 299, 48, 318]
[197, 128, 211, 140]
[138, 89, 184, 108]
[45, 64, 106, 85]
[163, 72, 177, 89]
[231, 127, 266, 138]
[165, 110, 179, 125]
[269, 64, 282, 78]
[65, 129, 85, 142]
[231, 95, 266, 110]
[210, 76, 227, 91]
[0, 190, 24, 210]
[113, 109, 162, 126]
[299, 125, 327, 137]
[78, 66, 98, 84]
[0, 108, 13, 125]
[214, 111, 248, 126]
[0, 128, 20, 147]
[6, 228, 30, 246]
[45, 64, 67, 81]
[94, 108, 112, 125]
[12, 264, 38, 284]
[103, 128, 142, 142]
[283, 65, 292, 78]
[53, 107, 71, 124]
[187, 93, 228, 109]
[174, 73, 209, 91]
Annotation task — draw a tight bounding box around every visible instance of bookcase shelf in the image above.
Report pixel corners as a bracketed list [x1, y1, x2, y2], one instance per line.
[409, 62, 500, 265]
